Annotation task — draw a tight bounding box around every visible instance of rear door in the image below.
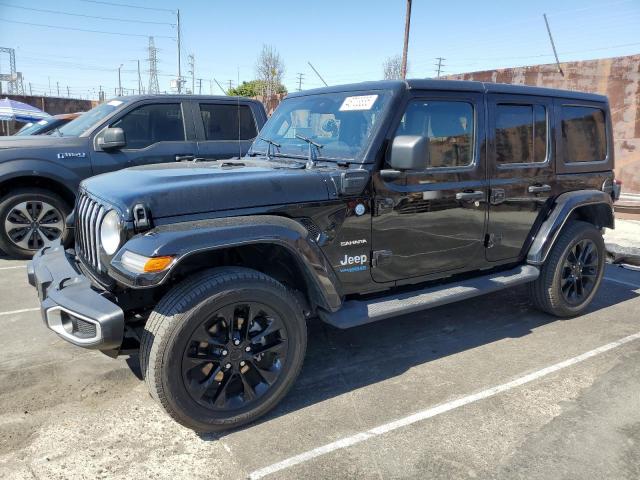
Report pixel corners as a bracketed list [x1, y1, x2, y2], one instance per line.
[91, 101, 196, 173]
[486, 94, 554, 262]
[371, 91, 488, 283]
[194, 101, 259, 159]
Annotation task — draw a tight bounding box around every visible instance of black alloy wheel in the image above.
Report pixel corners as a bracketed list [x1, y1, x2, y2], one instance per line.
[560, 238, 599, 305]
[182, 302, 288, 411]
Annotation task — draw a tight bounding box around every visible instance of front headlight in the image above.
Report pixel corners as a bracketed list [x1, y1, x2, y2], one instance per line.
[100, 210, 122, 255]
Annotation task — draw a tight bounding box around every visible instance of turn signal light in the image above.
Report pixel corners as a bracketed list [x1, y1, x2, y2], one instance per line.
[143, 256, 174, 273]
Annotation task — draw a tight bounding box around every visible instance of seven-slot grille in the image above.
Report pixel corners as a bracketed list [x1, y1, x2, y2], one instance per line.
[75, 192, 107, 271]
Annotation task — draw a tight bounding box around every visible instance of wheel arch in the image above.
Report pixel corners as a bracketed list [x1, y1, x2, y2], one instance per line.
[0, 165, 79, 207]
[527, 190, 613, 265]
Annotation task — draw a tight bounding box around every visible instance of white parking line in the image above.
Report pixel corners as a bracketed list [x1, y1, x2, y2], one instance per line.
[0, 265, 26, 271]
[604, 276, 640, 289]
[249, 331, 640, 480]
[0, 307, 39, 317]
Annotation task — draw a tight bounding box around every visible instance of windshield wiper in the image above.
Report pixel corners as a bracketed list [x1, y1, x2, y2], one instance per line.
[257, 136, 281, 160]
[295, 133, 323, 168]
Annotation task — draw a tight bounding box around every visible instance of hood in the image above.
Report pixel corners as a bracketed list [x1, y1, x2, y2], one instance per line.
[82, 159, 337, 219]
[0, 134, 86, 153]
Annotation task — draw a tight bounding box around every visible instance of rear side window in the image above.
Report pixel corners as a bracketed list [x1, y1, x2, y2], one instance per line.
[561, 106, 607, 163]
[112, 103, 184, 149]
[495, 104, 547, 164]
[199, 104, 257, 141]
[395, 100, 474, 168]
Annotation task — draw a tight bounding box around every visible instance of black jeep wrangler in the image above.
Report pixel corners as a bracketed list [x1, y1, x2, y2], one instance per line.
[28, 80, 618, 431]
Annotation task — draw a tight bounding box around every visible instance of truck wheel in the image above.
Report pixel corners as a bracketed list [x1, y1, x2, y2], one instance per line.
[0, 188, 70, 259]
[140, 267, 307, 432]
[530, 221, 605, 317]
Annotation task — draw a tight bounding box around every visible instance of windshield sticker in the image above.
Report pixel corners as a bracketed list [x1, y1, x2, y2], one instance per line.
[37, 120, 48, 125]
[339, 95, 378, 111]
[107, 100, 123, 107]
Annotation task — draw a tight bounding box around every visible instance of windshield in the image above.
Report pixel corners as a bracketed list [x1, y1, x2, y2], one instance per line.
[252, 90, 392, 161]
[58, 100, 124, 137]
[15, 120, 49, 136]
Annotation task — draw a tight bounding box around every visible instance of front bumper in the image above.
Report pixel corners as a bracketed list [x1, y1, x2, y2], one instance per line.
[27, 243, 124, 351]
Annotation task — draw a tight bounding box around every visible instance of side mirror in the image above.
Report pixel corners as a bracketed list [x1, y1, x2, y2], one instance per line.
[388, 135, 430, 170]
[100, 127, 126, 150]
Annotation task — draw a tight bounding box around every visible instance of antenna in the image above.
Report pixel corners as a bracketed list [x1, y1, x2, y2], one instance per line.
[307, 61, 328, 87]
[543, 14, 564, 76]
[213, 78, 227, 95]
[237, 66, 241, 158]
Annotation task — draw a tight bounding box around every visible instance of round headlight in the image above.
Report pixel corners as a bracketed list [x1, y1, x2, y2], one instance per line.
[100, 210, 121, 255]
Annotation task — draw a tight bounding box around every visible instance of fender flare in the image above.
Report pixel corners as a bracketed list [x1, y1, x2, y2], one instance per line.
[527, 190, 613, 265]
[109, 215, 343, 312]
[0, 159, 82, 197]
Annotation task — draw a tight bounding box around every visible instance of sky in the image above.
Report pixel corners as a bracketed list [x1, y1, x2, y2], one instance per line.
[0, 0, 639, 100]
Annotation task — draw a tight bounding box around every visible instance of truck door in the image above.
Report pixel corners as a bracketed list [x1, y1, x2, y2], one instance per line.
[194, 101, 259, 160]
[371, 92, 488, 283]
[486, 94, 554, 262]
[91, 102, 197, 174]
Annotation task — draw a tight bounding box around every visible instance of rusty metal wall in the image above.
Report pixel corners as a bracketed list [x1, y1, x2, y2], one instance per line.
[445, 54, 640, 194]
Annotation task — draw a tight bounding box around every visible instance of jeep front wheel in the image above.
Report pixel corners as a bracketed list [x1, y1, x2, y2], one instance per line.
[530, 220, 605, 317]
[140, 267, 307, 432]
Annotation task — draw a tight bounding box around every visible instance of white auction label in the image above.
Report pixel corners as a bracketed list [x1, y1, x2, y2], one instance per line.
[339, 95, 378, 111]
[107, 100, 124, 107]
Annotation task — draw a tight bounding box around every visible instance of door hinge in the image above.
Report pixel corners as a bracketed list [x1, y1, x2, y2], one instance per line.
[372, 250, 393, 267]
[374, 198, 394, 216]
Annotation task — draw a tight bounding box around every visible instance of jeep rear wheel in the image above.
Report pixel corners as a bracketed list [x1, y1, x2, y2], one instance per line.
[530, 220, 605, 317]
[0, 188, 70, 259]
[140, 267, 307, 432]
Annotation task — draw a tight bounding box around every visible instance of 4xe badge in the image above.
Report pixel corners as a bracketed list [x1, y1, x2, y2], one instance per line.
[338, 253, 368, 273]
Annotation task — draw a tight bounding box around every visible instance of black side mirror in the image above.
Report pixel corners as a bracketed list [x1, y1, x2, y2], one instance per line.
[388, 135, 430, 170]
[100, 127, 126, 150]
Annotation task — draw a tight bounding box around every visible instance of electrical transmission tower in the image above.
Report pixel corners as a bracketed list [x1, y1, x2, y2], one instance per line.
[147, 37, 160, 94]
[0, 47, 23, 94]
[435, 57, 446, 78]
[296, 73, 304, 91]
[188, 54, 195, 94]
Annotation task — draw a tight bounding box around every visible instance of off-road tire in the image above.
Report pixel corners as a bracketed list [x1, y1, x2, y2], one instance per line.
[530, 220, 605, 317]
[139, 267, 307, 432]
[0, 188, 71, 259]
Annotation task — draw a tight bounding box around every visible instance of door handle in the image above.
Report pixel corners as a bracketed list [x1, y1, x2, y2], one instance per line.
[456, 190, 485, 201]
[175, 154, 195, 162]
[528, 184, 551, 193]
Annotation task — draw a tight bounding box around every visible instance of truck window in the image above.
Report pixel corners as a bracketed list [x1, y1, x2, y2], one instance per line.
[112, 104, 184, 149]
[495, 104, 547, 165]
[199, 104, 257, 141]
[395, 100, 474, 168]
[561, 106, 607, 163]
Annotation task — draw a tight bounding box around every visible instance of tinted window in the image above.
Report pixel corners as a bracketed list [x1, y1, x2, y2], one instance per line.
[395, 100, 474, 168]
[561, 106, 606, 163]
[112, 103, 184, 149]
[495, 104, 547, 164]
[200, 104, 257, 141]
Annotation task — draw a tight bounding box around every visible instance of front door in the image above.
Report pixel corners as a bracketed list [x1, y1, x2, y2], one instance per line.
[486, 94, 555, 262]
[371, 92, 488, 283]
[91, 102, 196, 174]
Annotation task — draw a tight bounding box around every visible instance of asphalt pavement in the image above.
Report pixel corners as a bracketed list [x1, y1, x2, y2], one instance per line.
[0, 255, 639, 480]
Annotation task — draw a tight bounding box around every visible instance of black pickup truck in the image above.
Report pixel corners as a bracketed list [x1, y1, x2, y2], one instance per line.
[29, 80, 619, 432]
[0, 95, 267, 258]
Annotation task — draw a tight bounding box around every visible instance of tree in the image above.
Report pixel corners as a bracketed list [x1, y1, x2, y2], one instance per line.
[383, 54, 408, 80]
[255, 45, 285, 99]
[228, 79, 287, 98]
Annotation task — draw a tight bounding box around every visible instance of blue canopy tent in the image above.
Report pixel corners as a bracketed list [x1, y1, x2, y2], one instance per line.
[0, 98, 50, 135]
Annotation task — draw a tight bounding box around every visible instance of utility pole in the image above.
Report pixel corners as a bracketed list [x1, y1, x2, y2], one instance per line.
[29, 82, 32, 96]
[307, 61, 328, 87]
[176, 9, 182, 93]
[56, 81, 60, 96]
[148, 36, 160, 94]
[400, 0, 412, 79]
[117, 64, 123, 96]
[198, 78, 202, 95]
[48, 76, 51, 96]
[67, 85, 70, 97]
[137, 60, 142, 94]
[435, 57, 446, 78]
[227, 79, 233, 93]
[188, 54, 195, 94]
[209, 79, 213, 94]
[543, 14, 564, 76]
[296, 72, 304, 91]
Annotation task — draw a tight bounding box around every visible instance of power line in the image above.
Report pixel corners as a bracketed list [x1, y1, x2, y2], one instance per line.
[0, 2, 173, 25]
[0, 18, 174, 38]
[80, 0, 175, 12]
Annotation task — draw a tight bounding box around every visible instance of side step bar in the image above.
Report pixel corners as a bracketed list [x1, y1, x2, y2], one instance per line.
[319, 265, 540, 329]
